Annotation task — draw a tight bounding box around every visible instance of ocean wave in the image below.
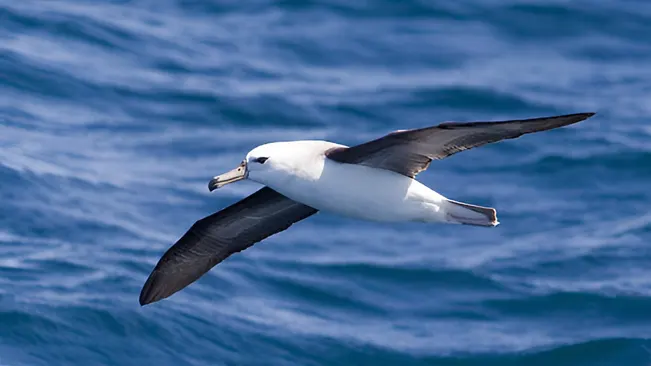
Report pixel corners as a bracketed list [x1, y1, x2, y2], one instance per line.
[2, 0, 651, 364]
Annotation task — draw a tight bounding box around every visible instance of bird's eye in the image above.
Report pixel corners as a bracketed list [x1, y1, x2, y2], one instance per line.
[255, 157, 268, 164]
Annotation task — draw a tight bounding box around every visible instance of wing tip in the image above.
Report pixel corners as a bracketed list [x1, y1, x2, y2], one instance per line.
[569, 111, 596, 120]
[138, 270, 168, 306]
[552, 111, 596, 127]
[139, 277, 156, 306]
[139, 296, 153, 306]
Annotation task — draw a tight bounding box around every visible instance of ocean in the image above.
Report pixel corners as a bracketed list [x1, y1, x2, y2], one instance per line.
[2, 0, 651, 365]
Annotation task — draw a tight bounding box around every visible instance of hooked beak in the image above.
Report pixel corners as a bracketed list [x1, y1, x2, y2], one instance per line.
[208, 160, 248, 191]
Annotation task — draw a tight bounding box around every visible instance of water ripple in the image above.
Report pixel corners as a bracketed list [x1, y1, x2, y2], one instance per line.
[2, 0, 651, 365]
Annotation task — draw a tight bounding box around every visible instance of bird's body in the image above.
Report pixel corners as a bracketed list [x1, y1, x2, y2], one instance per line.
[248, 140, 489, 225]
[252, 140, 447, 223]
[139, 112, 596, 306]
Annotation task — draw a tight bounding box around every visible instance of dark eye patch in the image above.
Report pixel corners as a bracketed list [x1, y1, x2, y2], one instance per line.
[255, 157, 268, 164]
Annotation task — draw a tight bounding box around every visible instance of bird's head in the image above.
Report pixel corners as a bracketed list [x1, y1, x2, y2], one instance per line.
[208, 142, 300, 191]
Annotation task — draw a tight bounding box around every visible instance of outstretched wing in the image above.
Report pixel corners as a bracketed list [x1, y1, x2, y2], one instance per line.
[139, 187, 318, 305]
[326, 112, 595, 178]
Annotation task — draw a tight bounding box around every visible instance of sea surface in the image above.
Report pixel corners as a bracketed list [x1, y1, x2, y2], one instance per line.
[2, 0, 651, 365]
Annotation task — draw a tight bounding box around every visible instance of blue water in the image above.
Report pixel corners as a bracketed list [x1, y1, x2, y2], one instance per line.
[2, 0, 651, 365]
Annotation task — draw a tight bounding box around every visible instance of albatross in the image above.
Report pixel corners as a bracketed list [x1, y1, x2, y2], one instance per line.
[139, 112, 595, 305]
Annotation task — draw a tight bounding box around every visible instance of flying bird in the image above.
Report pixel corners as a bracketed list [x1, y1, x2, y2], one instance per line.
[139, 112, 595, 305]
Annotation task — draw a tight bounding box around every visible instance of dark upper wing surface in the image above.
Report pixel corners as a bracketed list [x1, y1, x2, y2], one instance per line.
[326, 113, 595, 178]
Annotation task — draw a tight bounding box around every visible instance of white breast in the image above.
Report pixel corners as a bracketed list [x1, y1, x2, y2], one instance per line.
[261, 151, 447, 222]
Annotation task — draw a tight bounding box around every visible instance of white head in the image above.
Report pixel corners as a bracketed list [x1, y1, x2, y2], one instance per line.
[208, 141, 331, 191]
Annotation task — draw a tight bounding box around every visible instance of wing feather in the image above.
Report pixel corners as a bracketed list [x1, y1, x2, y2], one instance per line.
[326, 112, 595, 178]
[139, 187, 317, 305]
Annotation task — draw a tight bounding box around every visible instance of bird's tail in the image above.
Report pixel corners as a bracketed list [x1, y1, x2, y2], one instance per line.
[444, 199, 499, 227]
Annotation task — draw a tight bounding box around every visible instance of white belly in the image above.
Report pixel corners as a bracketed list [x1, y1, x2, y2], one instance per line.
[265, 158, 448, 222]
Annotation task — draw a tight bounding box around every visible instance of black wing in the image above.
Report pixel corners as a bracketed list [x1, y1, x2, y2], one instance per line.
[326, 112, 595, 178]
[139, 187, 318, 305]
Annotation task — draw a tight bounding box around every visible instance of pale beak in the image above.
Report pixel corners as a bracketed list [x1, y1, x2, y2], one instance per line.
[208, 160, 248, 191]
